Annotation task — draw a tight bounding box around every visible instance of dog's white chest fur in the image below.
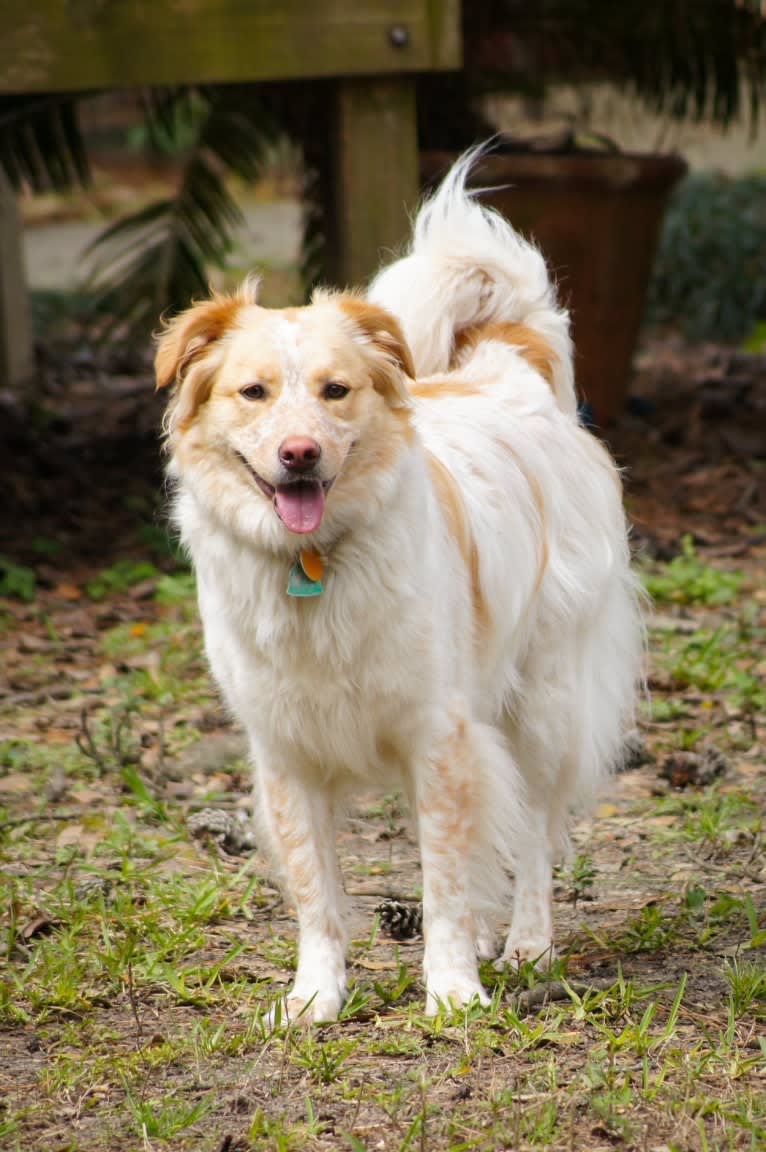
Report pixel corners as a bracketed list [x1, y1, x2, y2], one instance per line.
[182, 475, 449, 784]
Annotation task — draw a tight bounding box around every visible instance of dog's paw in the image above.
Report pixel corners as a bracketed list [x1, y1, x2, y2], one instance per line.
[266, 984, 345, 1029]
[475, 931, 499, 961]
[495, 936, 555, 973]
[425, 971, 490, 1016]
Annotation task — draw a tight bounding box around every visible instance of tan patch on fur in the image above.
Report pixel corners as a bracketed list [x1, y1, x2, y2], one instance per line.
[422, 718, 477, 908]
[262, 774, 343, 944]
[426, 452, 489, 634]
[409, 378, 482, 401]
[454, 322, 557, 388]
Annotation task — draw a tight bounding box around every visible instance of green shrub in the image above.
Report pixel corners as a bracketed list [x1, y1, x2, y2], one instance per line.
[647, 173, 766, 343]
[0, 555, 36, 601]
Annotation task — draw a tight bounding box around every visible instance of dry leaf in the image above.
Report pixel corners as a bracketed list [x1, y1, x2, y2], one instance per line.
[0, 772, 31, 794]
[54, 583, 82, 601]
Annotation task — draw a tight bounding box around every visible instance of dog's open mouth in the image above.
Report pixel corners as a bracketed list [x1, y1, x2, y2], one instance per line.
[273, 480, 328, 534]
[236, 453, 330, 534]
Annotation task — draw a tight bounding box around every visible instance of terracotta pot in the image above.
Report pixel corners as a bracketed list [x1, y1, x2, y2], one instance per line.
[421, 150, 687, 424]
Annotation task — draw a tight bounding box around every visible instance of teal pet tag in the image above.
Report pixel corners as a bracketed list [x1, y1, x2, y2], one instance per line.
[287, 560, 323, 598]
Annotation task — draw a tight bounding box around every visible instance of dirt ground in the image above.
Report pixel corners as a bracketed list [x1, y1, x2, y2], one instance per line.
[0, 335, 764, 1151]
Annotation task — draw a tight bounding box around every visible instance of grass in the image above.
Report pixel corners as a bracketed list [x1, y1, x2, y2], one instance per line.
[0, 541, 764, 1150]
[643, 535, 744, 607]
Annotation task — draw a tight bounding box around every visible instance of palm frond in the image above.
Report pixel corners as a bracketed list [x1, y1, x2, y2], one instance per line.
[460, 1, 766, 134]
[0, 94, 88, 192]
[84, 85, 280, 339]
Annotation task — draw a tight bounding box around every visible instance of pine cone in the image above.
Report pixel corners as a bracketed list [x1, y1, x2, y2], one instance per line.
[187, 808, 256, 855]
[659, 746, 729, 790]
[376, 900, 423, 940]
[74, 875, 114, 902]
[620, 728, 650, 771]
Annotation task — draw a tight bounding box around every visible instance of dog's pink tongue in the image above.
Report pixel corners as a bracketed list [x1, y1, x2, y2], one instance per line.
[275, 482, 325, 534]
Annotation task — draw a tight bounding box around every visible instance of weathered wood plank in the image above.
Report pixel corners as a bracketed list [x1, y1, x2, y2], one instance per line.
[0, 177, 34, 388]
[330, 78, 419, 288]
[425, 0, 462, 70]
[0, 1, 460, 94]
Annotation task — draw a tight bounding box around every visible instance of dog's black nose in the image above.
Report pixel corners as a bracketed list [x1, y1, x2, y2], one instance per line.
[278, 436, 322, 473]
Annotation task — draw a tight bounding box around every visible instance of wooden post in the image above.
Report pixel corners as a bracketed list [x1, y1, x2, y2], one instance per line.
[330, 77, 419, 288]
[0, 176, 34, 388]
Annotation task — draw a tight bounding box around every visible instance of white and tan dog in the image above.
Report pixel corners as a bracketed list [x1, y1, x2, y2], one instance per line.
[155, 149, 643, 1023]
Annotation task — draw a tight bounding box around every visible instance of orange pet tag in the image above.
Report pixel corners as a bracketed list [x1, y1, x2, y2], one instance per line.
[299, 550, 324, 583]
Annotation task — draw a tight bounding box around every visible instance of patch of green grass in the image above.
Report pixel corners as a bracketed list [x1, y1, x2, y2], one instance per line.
[657, 619, 765, 713]
[643, 694, 692, 721]
[154, 569, 196, 604]
[370, 961, 418, 1009]
[724, 958, 766, 1018]
[124, 1085, 212, 1140]
[651, 787, 762, 853]
[558, 852, 597, 905]
[86, 559, 161, 600]
[643, 536, 744, 606]
[0, 554, 36, 601]
[248, 1100, 326, 1150]
[290, 1033, 357, 1084]
[599, 881, 764, 958]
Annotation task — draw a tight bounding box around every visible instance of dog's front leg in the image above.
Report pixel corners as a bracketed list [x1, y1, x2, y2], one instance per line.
[414, 718, 489, 1015]
[257, 761, 347, 1024]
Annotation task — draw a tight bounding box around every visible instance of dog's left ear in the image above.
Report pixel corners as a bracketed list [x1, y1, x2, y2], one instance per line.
[334, 295, 415, 408]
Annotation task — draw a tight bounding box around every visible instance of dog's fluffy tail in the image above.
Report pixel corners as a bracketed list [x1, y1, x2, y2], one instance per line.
[368, 144, 576, 414]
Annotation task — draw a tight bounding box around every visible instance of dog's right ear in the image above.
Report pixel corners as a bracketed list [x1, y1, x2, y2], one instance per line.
[154, 294, 243, 392]
[155, 281, 260, 431]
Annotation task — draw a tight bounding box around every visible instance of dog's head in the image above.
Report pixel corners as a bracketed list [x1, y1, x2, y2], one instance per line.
[155, 281, 415, 547]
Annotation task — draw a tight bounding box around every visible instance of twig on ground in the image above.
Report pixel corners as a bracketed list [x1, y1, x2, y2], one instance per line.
[513, 977, 618, 1012]
[75, 706, 110, 773]
[0, 811, 82, 832]
[0, 686, 76, 709]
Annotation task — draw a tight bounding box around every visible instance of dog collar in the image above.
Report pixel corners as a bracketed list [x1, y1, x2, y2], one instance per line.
[287, 549, 324, 597]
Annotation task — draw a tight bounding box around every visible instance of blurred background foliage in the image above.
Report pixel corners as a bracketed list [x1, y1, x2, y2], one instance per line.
[1, 0, 765, 343]
[648, 174, 766, 345]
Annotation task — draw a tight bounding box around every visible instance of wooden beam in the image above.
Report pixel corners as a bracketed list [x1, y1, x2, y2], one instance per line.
[330, 77, 419, 288]
[0, 1, 461, 94]
[426, 0, 462, 70]
[0, 178, 34, 388]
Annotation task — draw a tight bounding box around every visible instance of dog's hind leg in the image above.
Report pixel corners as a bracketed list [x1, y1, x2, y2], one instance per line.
[412, 712, 491, 1014]
[255, 757, 347, 1025]
[497, 799, 556, 970]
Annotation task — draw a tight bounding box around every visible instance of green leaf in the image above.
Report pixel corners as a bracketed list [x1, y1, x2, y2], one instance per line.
[0, 94, 88, 192]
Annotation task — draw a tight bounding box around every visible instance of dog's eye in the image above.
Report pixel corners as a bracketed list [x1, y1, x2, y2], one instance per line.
[240, 383, 268, 401]
[322, 381, 350, 401]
